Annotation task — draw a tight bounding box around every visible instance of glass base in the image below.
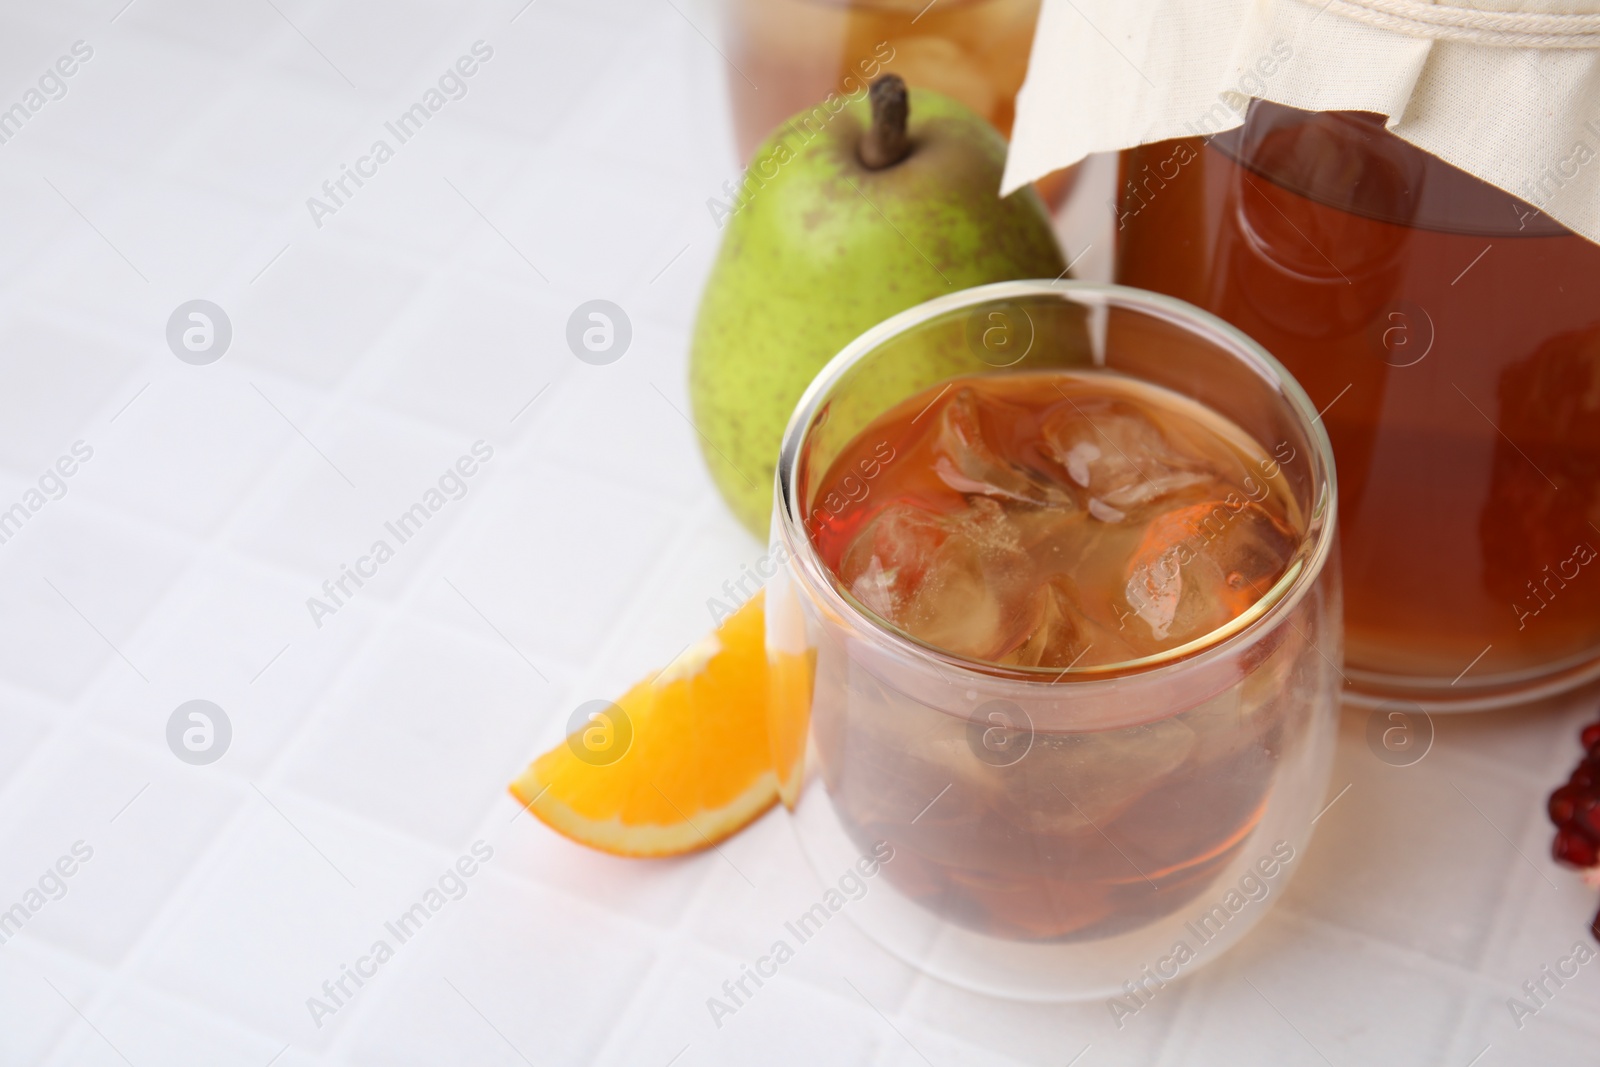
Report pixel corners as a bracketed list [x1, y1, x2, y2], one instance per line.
[786, 780, 1299, 1002]
[1344, 646, 1600, 713]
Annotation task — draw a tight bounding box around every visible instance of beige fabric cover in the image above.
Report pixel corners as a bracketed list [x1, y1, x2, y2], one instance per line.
[1003, 0, 1600, 244]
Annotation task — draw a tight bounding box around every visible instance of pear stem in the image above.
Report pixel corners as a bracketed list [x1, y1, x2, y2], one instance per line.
[859, 74, 911, 169]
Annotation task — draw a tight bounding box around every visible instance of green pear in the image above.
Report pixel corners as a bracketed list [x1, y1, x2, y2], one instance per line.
[689, 75, 1067, 537]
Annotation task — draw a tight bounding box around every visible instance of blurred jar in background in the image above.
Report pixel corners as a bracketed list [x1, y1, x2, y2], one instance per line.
[723, 0, 1042, 161]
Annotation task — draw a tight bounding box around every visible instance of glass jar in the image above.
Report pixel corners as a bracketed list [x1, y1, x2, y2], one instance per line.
[722, 0, 1043, 160]
[1115, 101, 1600, 710]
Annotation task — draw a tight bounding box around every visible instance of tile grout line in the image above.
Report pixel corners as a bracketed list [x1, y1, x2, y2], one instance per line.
[4, 6, 720, 1065]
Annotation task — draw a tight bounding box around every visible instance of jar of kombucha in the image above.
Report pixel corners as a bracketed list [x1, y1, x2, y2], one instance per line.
[1114, 101, 1600, 709]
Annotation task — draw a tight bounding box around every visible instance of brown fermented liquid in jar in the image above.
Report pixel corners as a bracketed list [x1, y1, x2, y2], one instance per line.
[1116, 102, 1600, 694]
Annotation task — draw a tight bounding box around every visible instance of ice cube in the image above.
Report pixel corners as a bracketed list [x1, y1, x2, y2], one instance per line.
[933, 388, 1072, 507]
[904, 499, 1040, 662]
[1123, 500, 1298, 647]
[1041, 399, 1216, 514]
[839, 503, 949, 621]
[1002, 578, 1091, 669]
[841, 498, 1042, 663]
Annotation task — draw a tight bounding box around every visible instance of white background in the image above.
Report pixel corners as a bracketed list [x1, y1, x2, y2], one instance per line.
[0, 0, 1596, 1064]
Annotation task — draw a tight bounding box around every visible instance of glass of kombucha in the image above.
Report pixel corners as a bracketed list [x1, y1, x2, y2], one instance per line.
[722, 0, 1042, 161]
[1115, 101, 1600, 710]
[765, 281, 1341, 999]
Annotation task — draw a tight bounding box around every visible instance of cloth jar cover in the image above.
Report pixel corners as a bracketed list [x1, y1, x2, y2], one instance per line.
[1002, 0, 1600, 245]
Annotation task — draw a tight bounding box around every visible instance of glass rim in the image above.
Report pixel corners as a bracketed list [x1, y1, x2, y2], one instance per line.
[774, 279, 1340, 683]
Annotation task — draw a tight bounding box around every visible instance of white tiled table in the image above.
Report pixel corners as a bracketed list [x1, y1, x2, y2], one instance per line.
[0, 1, 1597, 1064]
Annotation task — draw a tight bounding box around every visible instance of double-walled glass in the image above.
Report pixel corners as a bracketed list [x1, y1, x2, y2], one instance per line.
[766, 282, 1341, 1000]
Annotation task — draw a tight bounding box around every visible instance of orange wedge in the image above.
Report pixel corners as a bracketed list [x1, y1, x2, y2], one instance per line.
[511, 591, 790, 857]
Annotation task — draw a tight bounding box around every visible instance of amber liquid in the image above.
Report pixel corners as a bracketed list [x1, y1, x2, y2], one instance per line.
[802, 371, 1318, 940]
[810, 371, 1304, 666]
[724, 0, 1041, 159]
[1116, 104, 1600, 690]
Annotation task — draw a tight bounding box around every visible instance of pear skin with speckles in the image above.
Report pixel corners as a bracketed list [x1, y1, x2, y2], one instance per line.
[689, 85, 1066, 537]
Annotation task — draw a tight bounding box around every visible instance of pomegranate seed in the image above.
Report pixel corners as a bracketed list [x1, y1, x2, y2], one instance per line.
[1577, 802, 1600, 841]
[1551, 785, 1584, 825]
[1544, 715, 1600, 938]
[1555, 826, 1599, 868]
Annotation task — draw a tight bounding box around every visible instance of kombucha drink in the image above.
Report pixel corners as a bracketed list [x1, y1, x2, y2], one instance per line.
[724, 0, 1041, 160]
[801, 369, 1317, 939]
[1115, 103, 1600, 700]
